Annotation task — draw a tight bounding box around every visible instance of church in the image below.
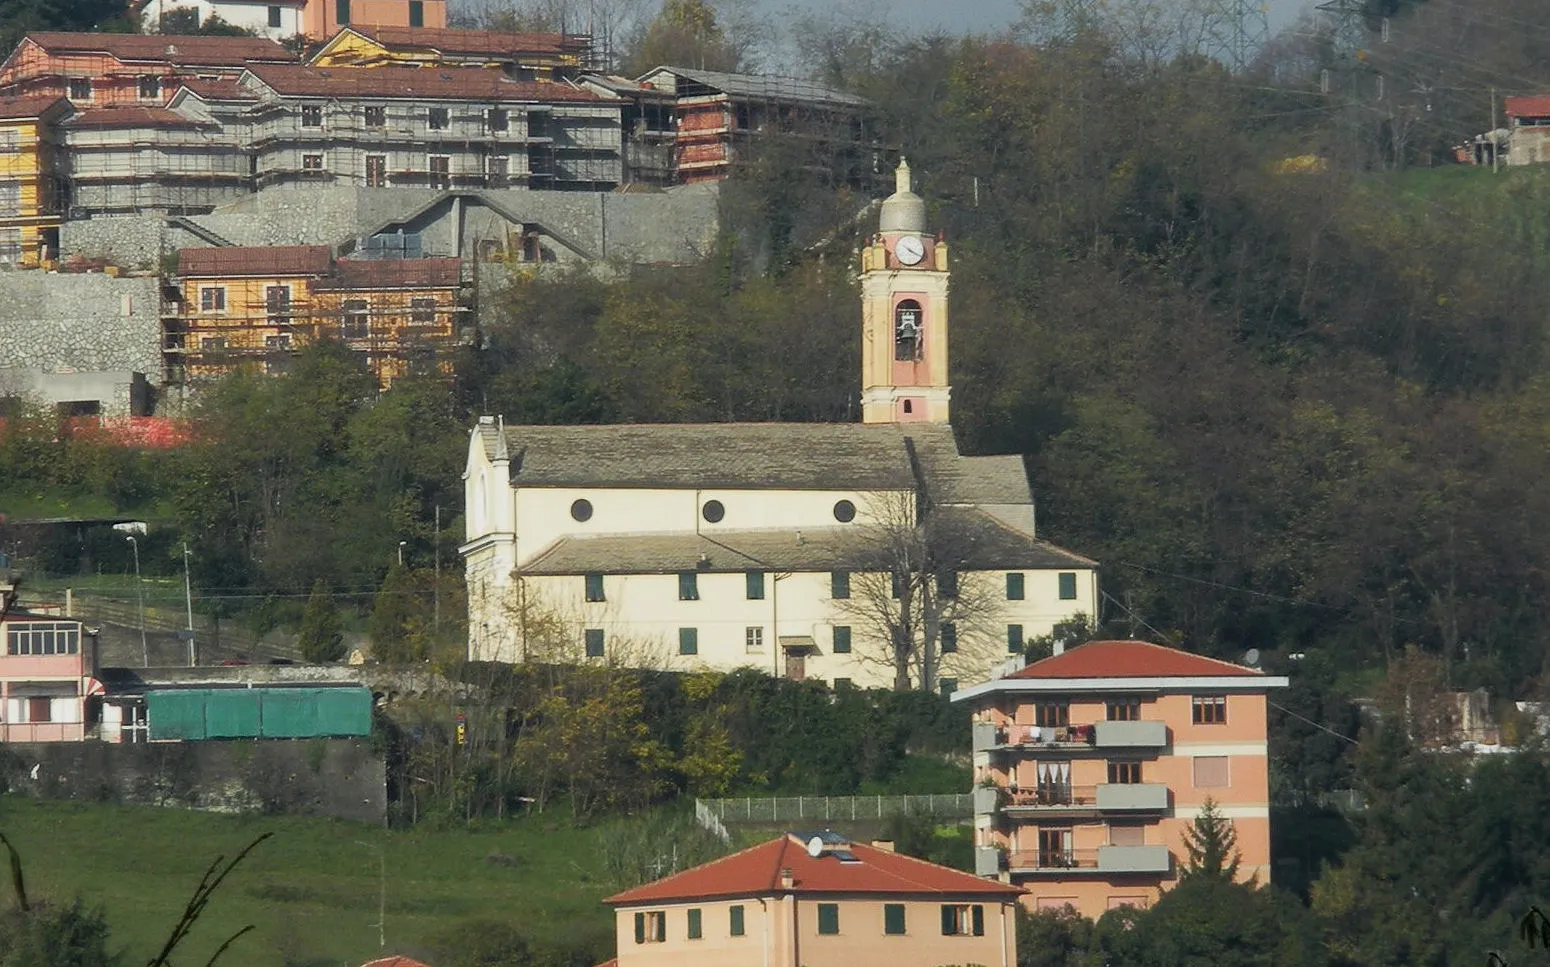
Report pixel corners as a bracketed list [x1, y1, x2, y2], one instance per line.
[460, 162, 1099, 691]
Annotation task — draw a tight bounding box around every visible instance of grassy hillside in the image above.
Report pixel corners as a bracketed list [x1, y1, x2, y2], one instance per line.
[0, 797, 619, 967]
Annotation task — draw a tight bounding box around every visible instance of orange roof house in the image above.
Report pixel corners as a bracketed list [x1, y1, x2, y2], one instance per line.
[604, 832, 1019, 967]
[953, 640, 1287, 920]
[0, 32, 294, 107]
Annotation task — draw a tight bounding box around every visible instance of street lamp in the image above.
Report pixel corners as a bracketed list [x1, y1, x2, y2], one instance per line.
[126, 536, 147, 667]
[397, 541, 407, 567]
[181, 543, 196, 667]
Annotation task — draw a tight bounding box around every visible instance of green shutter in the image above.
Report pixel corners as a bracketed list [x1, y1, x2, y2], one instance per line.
[730, 904, 745, 937]
[884, 903, 906, 935]
[679, 628, 698, 655]
[746, 571, 765, 600]
[940, 623, 957, 653]
[833, 625, 851, 653]
[1006, 572, 1025, 600]
[585, 629, 605, 657]
[1058, 572, 1077, 600]
[972, 905, 985, 936]
[831, 571, 850, 599]
[817, 903, 839, 935]
[687, 908, 702, 939]
[634, 912, 645, 944]
[1008, 624, 1024, 653]
[679, 572, 698, 600]
[941, 904, 956, 935]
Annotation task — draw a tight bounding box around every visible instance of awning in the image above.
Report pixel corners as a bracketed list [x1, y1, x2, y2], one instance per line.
[84, 677, 106, 697]
[779, 636, 818, 653]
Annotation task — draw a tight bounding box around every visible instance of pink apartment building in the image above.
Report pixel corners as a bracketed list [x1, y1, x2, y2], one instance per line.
[955, 639, 1286, 919]
[604, 831, 1021, 967]
[0, 608, 98, 741]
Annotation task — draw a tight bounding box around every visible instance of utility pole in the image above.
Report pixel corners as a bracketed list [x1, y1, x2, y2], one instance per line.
[181, 543, 195, 666]
[127, 536, 147, 667]
[1491, 86, 1499, 173]
[433, 505, 441, 637]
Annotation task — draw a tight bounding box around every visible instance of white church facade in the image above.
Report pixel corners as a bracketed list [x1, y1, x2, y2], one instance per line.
[460, 162, 1100, 691]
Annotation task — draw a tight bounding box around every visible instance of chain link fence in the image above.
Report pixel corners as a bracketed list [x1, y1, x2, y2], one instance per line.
[697, 794, 973, 827]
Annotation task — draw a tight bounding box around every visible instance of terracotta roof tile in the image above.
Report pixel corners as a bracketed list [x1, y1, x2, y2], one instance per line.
[23, 32, 293, 67]
[1006, 640, 1264, 679]
[178, 245, 334, 278]
[0, 94, 68, 121]
[359, 957, 436, 967]
[66, 106, 205, 129]
[173, 77, 258, 102]
[244, 64, 608, 101]
[1505, 95, 1550, 118]
[344, 25, 592, 57]
[606, 834, 1020, 905]
[313, 258, 462, 290]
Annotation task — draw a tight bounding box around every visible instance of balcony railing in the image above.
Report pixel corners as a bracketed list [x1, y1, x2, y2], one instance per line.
[1095, 782, 1169, 812]
[1008, 849, 1099, 872]
[1098, 845, 1171, 874]
[974, 719, 1170, 752]
[1094, 720, 1169, 748]
[1005, 784, 1096, 809]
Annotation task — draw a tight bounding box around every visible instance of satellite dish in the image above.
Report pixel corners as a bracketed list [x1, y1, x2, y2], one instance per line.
[807, 836, 824, 858]
[1243, 648, 1261, 667]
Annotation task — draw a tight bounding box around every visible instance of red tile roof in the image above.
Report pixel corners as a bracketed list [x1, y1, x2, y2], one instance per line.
[313, 258, 462, 290]
[1504, 96, 1550, 118]
[173, 77, 258, 102]
[178, 245, 334, 278]
[606, 834, 1020, 906]
[66, 106, 204, 129]
[0, 94, 67, 121]
[1006, 640, 1265, 680]
[22, 32, 294, 67]
[243, 64, 609, 102]
[343, 25, 592, 58]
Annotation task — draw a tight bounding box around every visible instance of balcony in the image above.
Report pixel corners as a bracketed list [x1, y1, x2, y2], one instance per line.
[1003, 784, 1098, 815]
[974, 846, 1004, 877]
[973, 722, 1096, 752]
[1008, 849, 1098, 873]
[1098, 845, 1172, 874]
[1006, 846, 1172, 876]
[1094, 783, 1169, 812]
[1094, 720, 1168, 749]
[973, 785, 1000, 815]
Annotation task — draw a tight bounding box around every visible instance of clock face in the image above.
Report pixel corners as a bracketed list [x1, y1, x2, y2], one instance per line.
[895, 235, 926, 266]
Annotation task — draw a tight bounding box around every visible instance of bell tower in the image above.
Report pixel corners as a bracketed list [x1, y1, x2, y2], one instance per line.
[860, 158, 951, 424]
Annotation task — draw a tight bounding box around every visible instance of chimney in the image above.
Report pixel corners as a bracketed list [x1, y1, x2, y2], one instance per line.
[779, 868, 794, 889]
[870, 840, 895, 853]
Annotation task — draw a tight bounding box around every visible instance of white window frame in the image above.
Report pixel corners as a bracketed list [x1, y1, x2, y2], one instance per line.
[745, 626, 764, 653]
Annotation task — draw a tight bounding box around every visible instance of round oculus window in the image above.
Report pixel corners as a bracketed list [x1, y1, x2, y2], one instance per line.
[570, 498, 593, 522]
[702, 499, 726, 523]
[833, 499, 857, 523]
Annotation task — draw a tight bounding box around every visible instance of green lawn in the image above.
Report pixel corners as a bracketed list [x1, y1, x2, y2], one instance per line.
[0, 797, 619, 967]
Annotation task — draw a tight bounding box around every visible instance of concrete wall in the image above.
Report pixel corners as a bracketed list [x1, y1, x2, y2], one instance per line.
[0, 737, 386, 824]
[0, 271, 162, 413]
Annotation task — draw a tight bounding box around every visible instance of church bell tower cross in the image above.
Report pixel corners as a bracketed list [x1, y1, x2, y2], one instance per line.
[860, 159, 951, 425]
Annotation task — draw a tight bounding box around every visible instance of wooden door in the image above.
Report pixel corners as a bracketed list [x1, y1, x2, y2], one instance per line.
[786, 653, 806, 681]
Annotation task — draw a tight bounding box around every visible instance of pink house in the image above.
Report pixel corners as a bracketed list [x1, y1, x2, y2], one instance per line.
[0, 605, 98, 741]
[604, 831, 1021, 967]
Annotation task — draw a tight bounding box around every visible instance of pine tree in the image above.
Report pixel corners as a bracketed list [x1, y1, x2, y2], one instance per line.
[1181, 796, 1241, 882]
[296, 579, 345, 663]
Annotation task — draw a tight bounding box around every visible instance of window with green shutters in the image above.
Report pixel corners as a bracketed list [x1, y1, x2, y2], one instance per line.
[1007, 624, 1024, 653]
[730, 904, 745, 936]
[679, 572, 699, 600]
[884, 903, 906, 935]
[1058, 571, 1078, 600]
[938, 570, 959, 599]
[584, 628, 604, 658]
[746, 571, 765, 600]
[634, 911, 665, 943]
[833, 625, 851, 653]
[335, 0, 349, 23]
[679, 628, 698, 655]
[1006, 572, 1025, 600]
[687, 908, 702, 940]
[817, 903, 840, 935]
[940, 904, 984, 936]
[831, 571, 850, 599]
[940, 622, 957, 653]
[584, 573, 605, 602]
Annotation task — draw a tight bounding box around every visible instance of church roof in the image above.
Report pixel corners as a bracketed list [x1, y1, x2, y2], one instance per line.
[477, 422, 1031, 505]
[520, 510, 1095, 575]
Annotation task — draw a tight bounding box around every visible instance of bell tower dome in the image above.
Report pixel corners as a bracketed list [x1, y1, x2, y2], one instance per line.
[860, 159, 951, 424]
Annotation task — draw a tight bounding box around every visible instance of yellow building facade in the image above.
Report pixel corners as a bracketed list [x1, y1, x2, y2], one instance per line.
[0, 95, 68, 267]
[170, 246, 463, 388]
[308, 25, 589, 80]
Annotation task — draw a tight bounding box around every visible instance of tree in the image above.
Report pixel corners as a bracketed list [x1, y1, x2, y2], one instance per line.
[1181, 797, 1242, 882]
[623, 0, 755, 74]
[368, 564, 431, 665]
[833, 492, 1005, 692]
[296, 579, 344, 663]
